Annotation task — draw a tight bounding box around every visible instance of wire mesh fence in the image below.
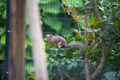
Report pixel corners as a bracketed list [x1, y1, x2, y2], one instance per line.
[0, 0, 79, 80]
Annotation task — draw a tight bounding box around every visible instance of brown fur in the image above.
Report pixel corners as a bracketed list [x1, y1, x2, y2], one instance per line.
[47, 35, 66, 47]
[46, 35, 85, 54]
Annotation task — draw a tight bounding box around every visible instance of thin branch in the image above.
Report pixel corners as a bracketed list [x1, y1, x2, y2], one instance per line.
[91, 33, 96, 49]
[89, 41, 102, 70]
[91, 38, 100, 48]
[60, 66, 74, 80]
[93, 41, 102, 51]
[63, 72, 73, 80]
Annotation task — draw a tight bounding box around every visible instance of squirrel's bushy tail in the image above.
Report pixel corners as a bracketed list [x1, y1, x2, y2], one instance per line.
[63, 42, 86, 55]
[64, 42, 84, 49]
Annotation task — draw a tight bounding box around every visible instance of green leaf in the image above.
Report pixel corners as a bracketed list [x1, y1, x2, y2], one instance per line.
[89, 16, 101, 28]
[66, 59, 71, 64]
[0, 28, 4, 35]
[117, 72, 120, 77]
[84, 27, 101, 33]
[98, 6, 104, 11]
[61, 62, 65, 65]
[1, 35, 5, 44]
[94, 28, 101, 32]
[26, 16, 29, 25]
[49, 58, 55, 62]
[92, 61, 96, 66]
[66, 34, 73, 39]
[114, 19, 120, 28]
[104, 7, 108, 16]
[110, 26, 119, 34]
[28, 72, 35, 79]
[72, 29, 81, 34]
[68, 64, 73, 70]
[0, 3, 4, 6]
[84, 28, 94, 32]
[101, 0, 109, 5]
[72, 62, 77, 67]
[59, 53, 65, 56]
[104, 72, 116, 80]
[109, 56, 115, 59]
[2, 10, 6, 19]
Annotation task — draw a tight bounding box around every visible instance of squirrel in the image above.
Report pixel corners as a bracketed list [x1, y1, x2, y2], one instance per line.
[46, 34, 86, 55]
[46, 34, 66, 47]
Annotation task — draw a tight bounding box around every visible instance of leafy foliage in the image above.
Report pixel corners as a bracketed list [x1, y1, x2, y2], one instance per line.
[45, 34, 85, 80]
[0, 0, 120, 80]
[104, 72, 117, 80]
[43, 0, 120, 80]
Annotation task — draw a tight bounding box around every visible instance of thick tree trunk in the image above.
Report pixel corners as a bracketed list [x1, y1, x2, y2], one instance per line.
[9, 0, 26, 80]
[26, 0, 48, 80]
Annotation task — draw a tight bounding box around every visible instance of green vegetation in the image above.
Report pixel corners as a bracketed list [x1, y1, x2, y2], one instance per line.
[0, 0, 120, 80]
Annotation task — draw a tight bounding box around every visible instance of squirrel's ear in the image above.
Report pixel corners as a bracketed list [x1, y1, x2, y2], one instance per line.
[50, 34, 53, 37]
[47, 34, 52, 37]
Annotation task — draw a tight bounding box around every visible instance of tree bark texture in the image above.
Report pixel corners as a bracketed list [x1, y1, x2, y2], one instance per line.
[26, 0, 48, 80]
[9, 0, 26, 80]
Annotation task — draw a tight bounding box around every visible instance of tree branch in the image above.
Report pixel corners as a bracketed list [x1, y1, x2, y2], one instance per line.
[84, 9, 91, 80]
[90, 39, 106, 80]
[93, 41, 102, 51]
[90, 0, 106, 80]
[91, 33, 96, 49]
[63, 72, 73, 80]
[60, 66, 73, 80]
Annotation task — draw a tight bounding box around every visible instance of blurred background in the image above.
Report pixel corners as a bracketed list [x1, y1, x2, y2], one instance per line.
[0, 0, 120, 80]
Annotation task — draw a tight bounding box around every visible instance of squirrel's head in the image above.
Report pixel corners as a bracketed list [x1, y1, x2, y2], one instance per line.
[46, 34, 53, 43]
